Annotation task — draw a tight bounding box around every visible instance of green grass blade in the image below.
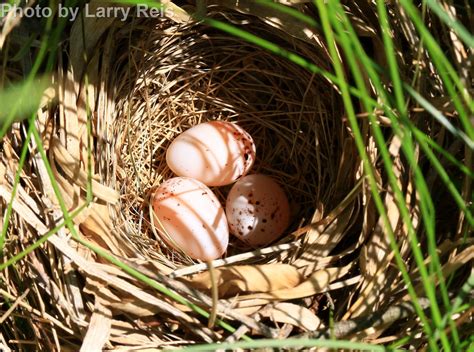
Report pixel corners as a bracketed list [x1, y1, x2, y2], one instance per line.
[70, 233, 248, 339]
[404, 84, 474, 150]
[375, 0, 406, 115]
[203, 18, 324, 75]
[399, 0, 474, 139]
[0, 204, 88, 271]
[416, 131, 474, 179]
[319, 2, 438, 348]
[174, 338, 393, 351]
[336, 0, 466, 346]
[0, 77, 51, 126]
[374, 0, 455, 346]
[0, 119, 34, 254]
[324, 0, 472, 347]
[412, 127, 474, 228]
[254, 0, 319, 28]
[0, 7, 55, 139]
[445, 273, 474, 332]
[424, 0, 474, 48]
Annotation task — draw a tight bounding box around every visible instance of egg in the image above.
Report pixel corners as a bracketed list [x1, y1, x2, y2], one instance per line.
[152, 177, 229, 261]
[226, 174, 290, 247]
[166, 121, 256, 186]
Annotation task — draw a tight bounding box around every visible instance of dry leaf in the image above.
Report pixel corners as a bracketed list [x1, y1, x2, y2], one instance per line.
[185, 264, 304, 297]
[80, 302, 112, 352]
[51, 137, 119, 204]
[209, 0, 323, 46]
[295, 206, 353, 263]
[406, 245, 474, 300]
[161, 0, 192, 23]
[260, 303, 322, 331]
[347, 135, 415, 319]
[234, 264, 353, 302]
[169, 243, 295, 278]
[110, 319, 164, 346]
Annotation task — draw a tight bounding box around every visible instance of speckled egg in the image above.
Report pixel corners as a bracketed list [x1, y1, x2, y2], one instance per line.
[226, 174, 290, 247]
[166, 121, 256, 186]
[152, 177, 229, 261]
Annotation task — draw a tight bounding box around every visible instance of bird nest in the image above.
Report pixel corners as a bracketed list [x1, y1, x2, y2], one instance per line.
[3, 1, 450, 350]
[88, 6, 362, 344]
[109, 13, 352, 266]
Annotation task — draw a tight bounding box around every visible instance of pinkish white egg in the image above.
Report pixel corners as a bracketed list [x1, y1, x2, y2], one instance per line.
[152, 177, 229, 261]
[166, 121, 256, 186]
[226, 174, 290, 247]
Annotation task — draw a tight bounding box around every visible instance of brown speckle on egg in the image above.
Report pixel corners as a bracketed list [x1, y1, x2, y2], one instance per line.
[226, 174, 290, 247]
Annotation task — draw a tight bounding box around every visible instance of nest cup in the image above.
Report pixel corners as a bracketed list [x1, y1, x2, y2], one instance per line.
[108, 10, 352, 266]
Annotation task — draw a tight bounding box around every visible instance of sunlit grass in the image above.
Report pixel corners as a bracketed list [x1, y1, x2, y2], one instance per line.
[0, 0, 472, 350]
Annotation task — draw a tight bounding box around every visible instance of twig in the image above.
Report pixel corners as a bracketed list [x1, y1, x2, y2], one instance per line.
[0, 289, 30, 324]
[300, 298, 432, 339]
[207, 260, 218, 329]
[0, 288, 75, 335]
[115, 255, 279, 338]
[169, 243, 296, 278]
[225, 324, 250, 343]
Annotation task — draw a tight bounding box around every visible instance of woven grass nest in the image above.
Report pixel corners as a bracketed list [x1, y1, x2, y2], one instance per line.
[111, 14, 350, 265]
[2, 1, 470, 350]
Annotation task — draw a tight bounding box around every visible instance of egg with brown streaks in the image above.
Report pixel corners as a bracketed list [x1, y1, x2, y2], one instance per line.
[152, 177, 229, 261]
[166, 121, 256, 186]
[226, 174, 290, 247]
